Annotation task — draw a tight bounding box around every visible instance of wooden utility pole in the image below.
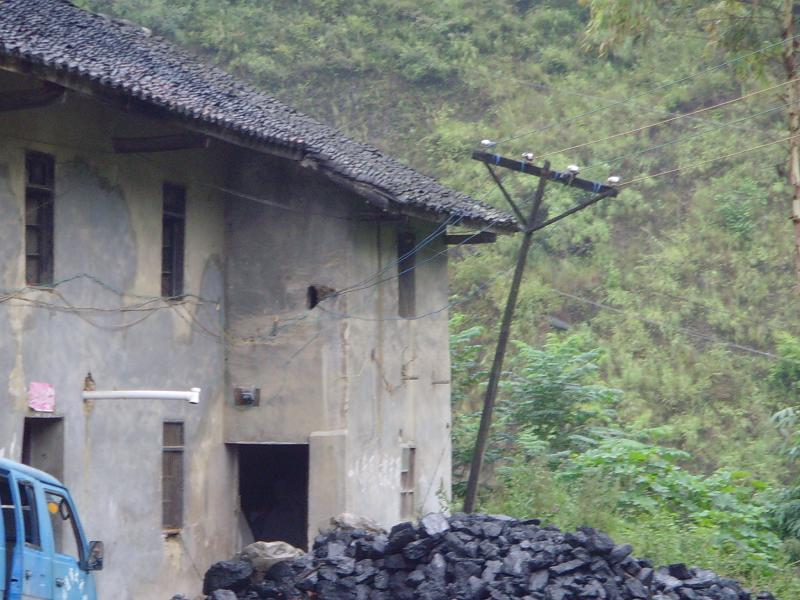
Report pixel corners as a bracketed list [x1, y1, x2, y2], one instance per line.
[462, 162, 549, 513]
[462, 151, 618, 513]
[782, 0, 800, 285]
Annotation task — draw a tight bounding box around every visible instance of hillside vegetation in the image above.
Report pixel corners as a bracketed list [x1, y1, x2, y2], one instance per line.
[80, 0, 800, 594]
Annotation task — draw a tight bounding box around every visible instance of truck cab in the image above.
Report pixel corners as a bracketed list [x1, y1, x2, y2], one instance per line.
[0, 458, 102, 600]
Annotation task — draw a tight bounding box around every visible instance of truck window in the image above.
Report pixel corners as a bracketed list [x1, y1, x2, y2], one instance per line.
[17, 482, 40, 548]
[44, 492, 81, 561]
[1, 475, 14, 541]
[1, 474, 15, 584]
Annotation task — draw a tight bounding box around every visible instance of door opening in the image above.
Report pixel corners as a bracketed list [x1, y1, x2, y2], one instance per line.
[237, 444, 309, 550]
[21, 417, 64, 481]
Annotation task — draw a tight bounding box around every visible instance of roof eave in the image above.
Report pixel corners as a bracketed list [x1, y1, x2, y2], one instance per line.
[0, 53, 305, 162]
[0, 52, 515, 231]
[308, 158, 517, 233]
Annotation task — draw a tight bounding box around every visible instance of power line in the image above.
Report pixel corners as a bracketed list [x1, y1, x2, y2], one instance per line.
[513, 79, 766, 136]
[549, 287, 793, 363]
[336, 213, 462, 295]
[0, 205, 504, 341]
[334, 218, 500, 297]
[620, 133, 798, 188]
[318, 262, 516, 322]
[492, 33, 799, 146]
[0, 272, 217, 305]
[538, 79, 794, 160]
[582, 101, 790, 175]
[622, 283, 785, 322]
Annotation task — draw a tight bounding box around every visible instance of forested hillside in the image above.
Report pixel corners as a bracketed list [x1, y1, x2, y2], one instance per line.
[80, 0, 800, 593]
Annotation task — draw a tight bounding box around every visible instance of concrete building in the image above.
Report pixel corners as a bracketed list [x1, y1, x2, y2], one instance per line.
[0, 1, 512, 597]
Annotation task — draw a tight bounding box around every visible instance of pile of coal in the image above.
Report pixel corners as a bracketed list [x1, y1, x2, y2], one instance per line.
[200, 512, 779, 600]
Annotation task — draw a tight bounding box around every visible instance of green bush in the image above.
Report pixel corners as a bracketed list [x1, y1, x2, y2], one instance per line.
[481, 446, 799, 594]
[560, 436, 781, 567]
[502, 334, 621, 454]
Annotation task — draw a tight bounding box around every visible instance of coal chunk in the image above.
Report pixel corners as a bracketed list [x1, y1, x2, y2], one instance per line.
[502, 550, 532, 577]
[528, 569, 549, 592]
[202, 559, 253, 594]
[421, 513, 450, 537]
[609, 544, 633, 564]
[386, 522, 417, 553]
[549, 558, 586, 576]
[667, 563, 692, 581]
[403, 537, 436, 562]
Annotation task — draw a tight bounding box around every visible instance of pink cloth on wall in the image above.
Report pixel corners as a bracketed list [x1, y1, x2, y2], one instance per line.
[28, 381, 55, 412]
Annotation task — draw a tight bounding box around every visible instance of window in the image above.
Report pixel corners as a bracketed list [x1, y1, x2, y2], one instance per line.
[161, 183, 186, 298]
[17, 481, 40, 548]
[397, 230, 416, 318]
[400, 446, 415, 520]
[1, 474, 16, 546]
[162, 421, 184, 531]
[25, 152, 55, 285]
[45, 491, 81, 561]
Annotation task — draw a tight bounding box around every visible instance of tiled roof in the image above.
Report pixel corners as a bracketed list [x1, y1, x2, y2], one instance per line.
[0, 0, 514, 228]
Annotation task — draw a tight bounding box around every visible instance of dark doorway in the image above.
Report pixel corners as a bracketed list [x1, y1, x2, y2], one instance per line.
[21, 417, 64, 481]
[238, 444, 309, 550]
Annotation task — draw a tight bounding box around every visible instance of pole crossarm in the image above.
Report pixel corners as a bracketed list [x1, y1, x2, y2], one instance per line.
[530, 187, 618, 232]
[472, 150, 617, 195]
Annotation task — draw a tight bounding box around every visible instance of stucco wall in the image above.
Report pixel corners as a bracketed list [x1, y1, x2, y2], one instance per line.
[225, 154, 453, 535]
[0, 70, 235, 599]
[0, 66, 454, 599]
[343, 222, 452, 527]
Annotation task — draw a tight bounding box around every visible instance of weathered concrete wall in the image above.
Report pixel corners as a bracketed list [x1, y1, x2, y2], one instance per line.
[225, 153, 453, 535]
[0, 69, 235, 599]
[224, 153, 354, 444]
[0, 66, 454, 598]
[342, 222, 452, 527]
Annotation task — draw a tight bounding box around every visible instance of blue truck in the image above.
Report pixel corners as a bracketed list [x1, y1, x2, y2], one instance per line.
[1, 458, 103, 600]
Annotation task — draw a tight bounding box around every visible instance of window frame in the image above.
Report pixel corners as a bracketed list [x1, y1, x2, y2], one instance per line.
[24, 151, 55, 286]
[43, 489, 85, 563]
[397, 229, 416, 318]
[161, 183, 186, 298]
[1, 472, 16, 547]
[16, 481, 40, 549]
[162, 421, 185, 532]
[399, 445, 416, 520]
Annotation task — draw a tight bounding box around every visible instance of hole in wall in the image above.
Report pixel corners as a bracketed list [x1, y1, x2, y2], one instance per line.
[307, 285, 336, 310]
[307, 286, 319, 309]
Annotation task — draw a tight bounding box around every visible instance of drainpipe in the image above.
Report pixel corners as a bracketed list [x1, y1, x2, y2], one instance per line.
[82, 388, 201, 404]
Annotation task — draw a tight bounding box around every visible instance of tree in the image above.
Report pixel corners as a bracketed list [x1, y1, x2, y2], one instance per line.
[581, 0, 800, 285]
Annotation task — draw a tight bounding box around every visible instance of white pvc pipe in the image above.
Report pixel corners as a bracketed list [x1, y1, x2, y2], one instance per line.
[82, 388, 201, 404]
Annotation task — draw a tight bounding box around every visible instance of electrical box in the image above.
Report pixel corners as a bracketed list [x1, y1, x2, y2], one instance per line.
[234, 386, 260, 407]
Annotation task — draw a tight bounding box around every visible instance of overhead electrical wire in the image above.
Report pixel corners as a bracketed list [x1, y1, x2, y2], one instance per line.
[318, 260, 517, 323]
[1, 129, 515, 305]
[0, 176, 508, 342]
[335, 213, 462, 295]
[334, 218, 502, 297]
[537, 78, 795, 160]
[512, 79, 766, 136]
[549, 287, 794, 363]
[619, 133, 799, 188]
[492, 33, 800, 146]
[0, 272, 217, 306]
[582, 100, 792, 175]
